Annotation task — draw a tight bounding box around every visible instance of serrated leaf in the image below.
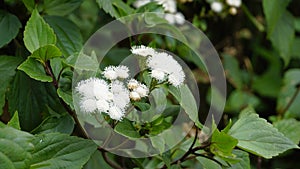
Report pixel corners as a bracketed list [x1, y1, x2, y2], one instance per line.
[31, 45, 62, 64]
[18, 57, 53, 82]
[7, 111, 21, 130]
[273, 118, 300, 144]
[42, 0, 83, 16]
[115, 118, 140, 139]
[228, 112, 298, 159]
[263, 0, 294, 65]
[228, 150, 250, 169]
[0, 10, 22, 48]
[0, 126, 34, 169]
[30, 133, 97, 169]
[24, 9, 56, 53]
[96, 0, 133, 18]
[31, 114, 74, 134]
[44, 16, 83, 57]
[8, 71, 47, 131]
[0, 56, 23, 115]
[83, 151, 113, 169]
[277, 69, 300, 118]
[57, 88, 74, 110]
[195, 156, 222, 169]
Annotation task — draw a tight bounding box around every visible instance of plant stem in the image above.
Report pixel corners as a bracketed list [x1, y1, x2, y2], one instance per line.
[279, 84, 300, 115]
[241, 4, 265, 32]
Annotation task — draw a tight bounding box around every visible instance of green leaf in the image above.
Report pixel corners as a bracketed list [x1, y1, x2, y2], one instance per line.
[31, 114, 74, 134]
[29, 133, 97, 169]
[223, 54, 243, 89]
[115, 118, 140, 139]
[24, 9, 56, 53]
[169, 85, 202, 128]
[225, 90, 260, 113]
[44, 16, 83, 57]
[273, 118, 300, 144]
[41, 0, 83, 16]
[277, 69, 300, 118]
[263, 0, 294, 65]
[65, 52, 99, 71]
[228, 111, 299, 159]
[96, 0, 134, 18]
[31, 45, 62, 64]
[57, 88, 74, 110]
[0, 126, 34, 169]
[150, 135, 166, 154]
[22, 0, 35, 12]
[18, 57, 53, 82]
[195, 156, 222, 169]
[83, 151, 113, 169]
[7, 111, 21, 130]
[228, 150, 250, 169]
[0, 56, 23, 115]
[0, 11, 22, 48]
[8, 71, 47, 131]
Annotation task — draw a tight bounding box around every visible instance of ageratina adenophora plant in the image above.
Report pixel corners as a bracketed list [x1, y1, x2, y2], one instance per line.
[1, 0, 300, 169]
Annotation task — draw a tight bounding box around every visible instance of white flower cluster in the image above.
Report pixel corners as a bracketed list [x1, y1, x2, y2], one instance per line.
[128, 79, 149, 101]
[211, 2, 223, 13]
[133, 0, 185, 25]
[131, 45, 185, 87]
[76, 64, 150, 121]
[210, 0, 241, 14]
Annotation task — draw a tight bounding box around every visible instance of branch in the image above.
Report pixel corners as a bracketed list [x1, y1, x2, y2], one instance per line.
[279, 83, 300, 115]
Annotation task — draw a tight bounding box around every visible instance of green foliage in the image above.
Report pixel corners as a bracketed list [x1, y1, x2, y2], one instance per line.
[0, 11, 22, 48]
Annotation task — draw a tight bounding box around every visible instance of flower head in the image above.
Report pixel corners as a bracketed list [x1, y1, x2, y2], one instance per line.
[103, 66, 117, 80]
[151, 69, 166, 81]
[116, 65, 129, 79]
[130, 91, 141, 101]
[76, 78, 111, 100]
[226, 0, 241, 7]
[135, 84, 149, 97]
[108, 106, 124, 120]
[80, 99, 97, 114]
[131, 45, 157, 57]
[211, 2, 223, 13]
[127, 79, 139, 89]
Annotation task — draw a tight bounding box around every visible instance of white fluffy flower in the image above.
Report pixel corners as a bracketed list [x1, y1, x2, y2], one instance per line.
[76, 78, 111, 100]
[133, 0, 151, 8]
[110, 81, 130, 110]
[135, 84, 149, 97]
[130, 91, 141, 101]
[127, 79, 139, 89]
[102, 66, 117, 80]
[147, 52, 185, 86]
[226, 0, 241, 7]
[156, 0, 177, 13]
[96, 100, 110, 112]
[131, 45, 157, 57]
[151, 69, 166, 81]
[116, 65, 129, 79]
[80, 99, 97, 113]
[108, 106, 124, 120]
[175, 12, 185, 25]
[211, 2, 223, 13]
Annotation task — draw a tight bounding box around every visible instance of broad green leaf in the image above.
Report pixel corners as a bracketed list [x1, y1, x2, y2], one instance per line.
[0, 126, 34, 169]
[228, 112, 298, 159]
[30, 133, 97, 169]
[228, 150, 250, 169]
[22, 0, 35, 12]
[31, 45, 62, 64]
[18, 57, 53, 82]
[41, 0, 83, 16]
[277, 69, 300, 117]
[65, 52, 99, 71]
[96, 0, 134, 18]
[0, 56, 23, 115]
[223, 54, 243, 89]
[83, 151, 113, 169]
[24, 9, 56, 53]
[8, 71, 47, 131]
[57, 88, 74, 110]
[31, 114, 74, 134]
[195, 156, 222, 169]
[115, 118, 140, 139]
[7, 111, 21, 130]
[225, 90, 260, 113]
[273, 119, 300, 144]
[169, 85, 202, 128]
[0, 11, 22, 48]
[291, 38, 300, 59]
[263, 0, 294, 65]
[44, 16, 83, 57]
[150, 135, 165, 154]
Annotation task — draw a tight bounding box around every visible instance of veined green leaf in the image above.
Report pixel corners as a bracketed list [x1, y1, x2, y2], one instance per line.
[273, 118, 300, 144]
[42, 0, 83, 16]
[115, 118, 140, 139]
[31, 45, 62, 64]
[7, 111, 21, 130]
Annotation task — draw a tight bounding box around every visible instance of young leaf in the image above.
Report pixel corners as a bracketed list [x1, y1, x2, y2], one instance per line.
[273, 118, 300, 144]
[0, 56, 23, 115]
[18, 57, 53, 82]
[44, 16, 83, 57]
[0, 11, 22, 48]
[114, 118, 140, 139]
[7, 111, 21, 130]
[23, 9, 56, 53]
[41, 0, 84, 16]
[30, 133, 97, 169]
[228, 111, 299, 159]
[30, 45, 62, 64]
